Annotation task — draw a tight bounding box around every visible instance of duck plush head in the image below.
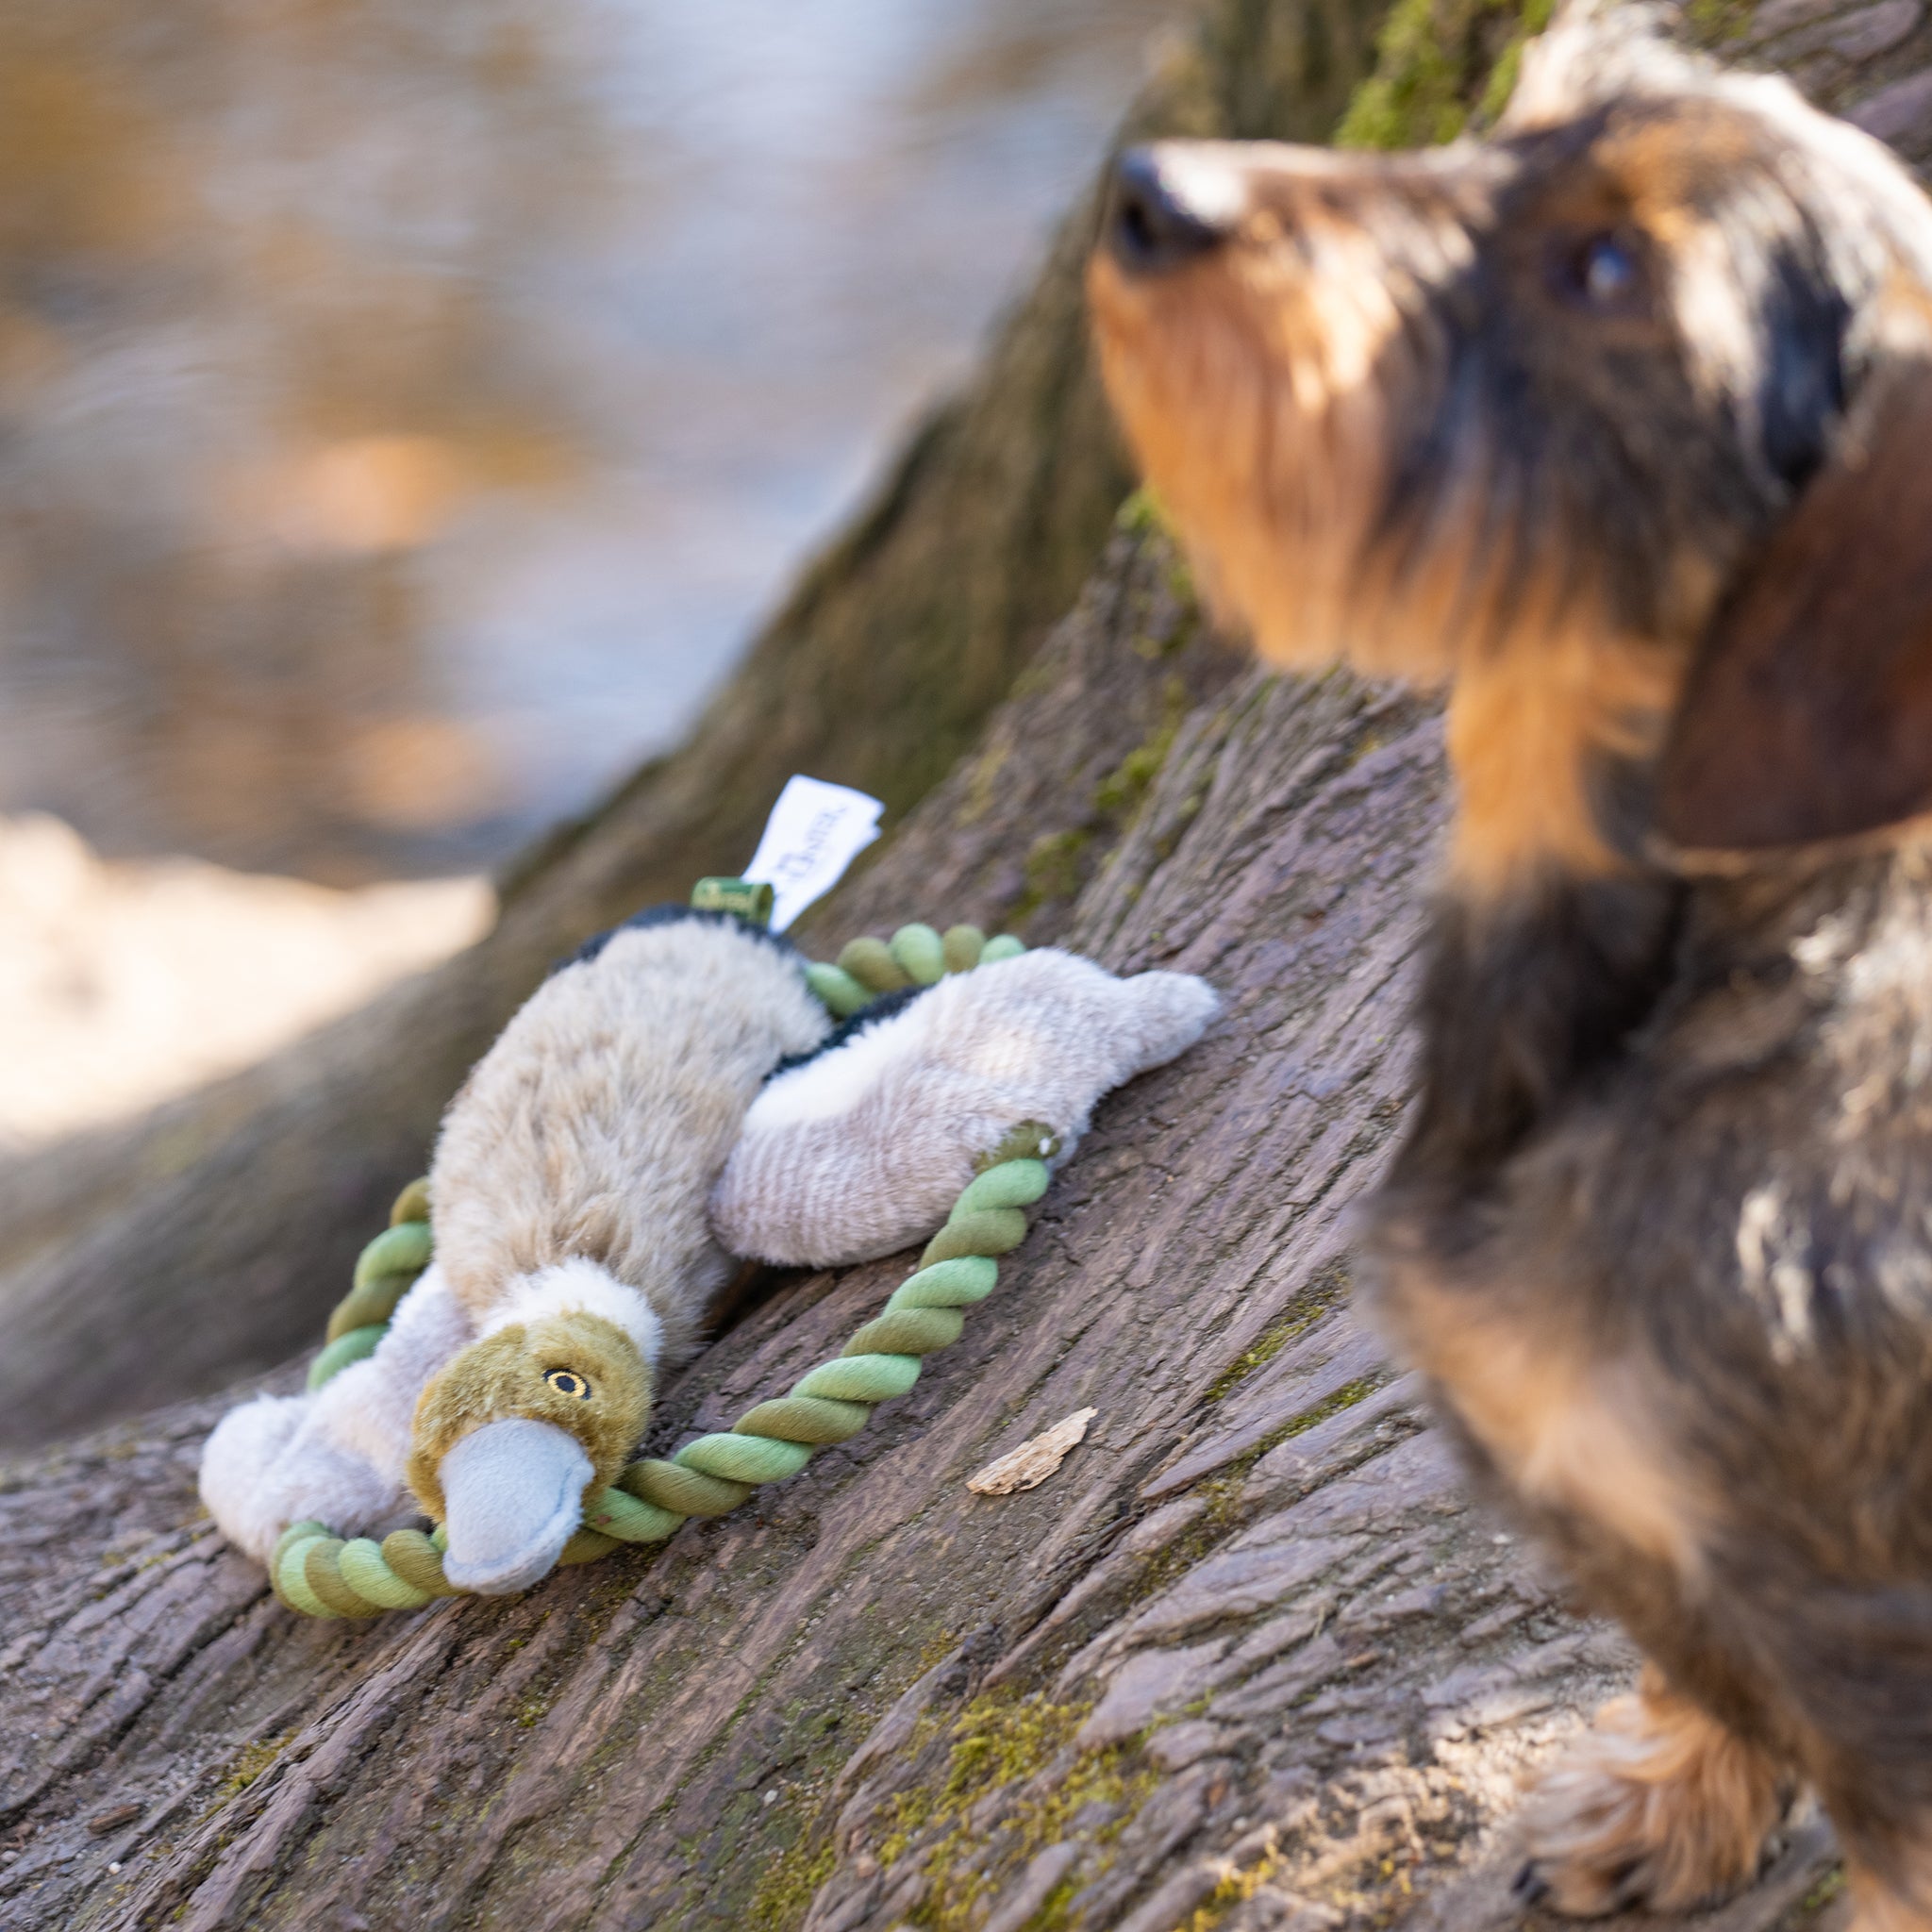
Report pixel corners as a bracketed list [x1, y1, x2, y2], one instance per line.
[406, 1291, 654, 1593]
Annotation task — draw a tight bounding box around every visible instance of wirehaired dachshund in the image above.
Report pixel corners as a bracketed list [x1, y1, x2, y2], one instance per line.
[1090, 5, 1932, 1925]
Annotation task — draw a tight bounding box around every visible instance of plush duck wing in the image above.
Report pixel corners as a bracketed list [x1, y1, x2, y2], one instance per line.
[711, 947, 1219, 1269]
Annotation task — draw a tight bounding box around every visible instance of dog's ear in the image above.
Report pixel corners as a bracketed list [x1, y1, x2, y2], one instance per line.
[1655, 353, 1932, 858]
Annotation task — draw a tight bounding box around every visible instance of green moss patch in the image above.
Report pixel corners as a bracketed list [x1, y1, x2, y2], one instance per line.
[748, 1834, 839, 1930]
[1203, 1265, 1353, 1404]
[1337, 0, 1553, 149]
[213, 1732, 290, 1806]
[867, 1690, 1160, 1932]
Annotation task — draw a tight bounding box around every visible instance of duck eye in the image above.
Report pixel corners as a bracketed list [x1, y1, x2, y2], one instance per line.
[1553, 230, 1643, 312]
[544, 1368, 591, 1400]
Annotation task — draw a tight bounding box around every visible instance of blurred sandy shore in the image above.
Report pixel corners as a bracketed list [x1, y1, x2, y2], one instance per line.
[0, 814, 491, 1154]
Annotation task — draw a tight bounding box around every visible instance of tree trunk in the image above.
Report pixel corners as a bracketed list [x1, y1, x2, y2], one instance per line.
[0, 540, 1821, 1932]
[4, 4, 1927, 1929]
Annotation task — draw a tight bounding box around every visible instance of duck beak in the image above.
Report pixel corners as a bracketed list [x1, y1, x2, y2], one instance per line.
[437, 1416, 592, 1594]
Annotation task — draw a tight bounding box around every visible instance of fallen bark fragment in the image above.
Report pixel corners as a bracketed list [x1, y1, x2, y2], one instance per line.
[968, 1409, 1100, 1496]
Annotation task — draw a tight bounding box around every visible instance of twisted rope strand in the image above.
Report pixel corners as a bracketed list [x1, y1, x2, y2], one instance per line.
[277, 1152, 1047, 1617]
[276, 914, 1045, 1619]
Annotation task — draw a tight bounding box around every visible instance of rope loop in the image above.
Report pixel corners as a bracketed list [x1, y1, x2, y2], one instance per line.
[277, 899, 1050, 1618]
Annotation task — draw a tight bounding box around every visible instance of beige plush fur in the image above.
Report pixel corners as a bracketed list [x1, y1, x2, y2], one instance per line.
[430, 917, 828, 1364]
[404, 916, 829, 1519]
[203, 921, 1218, 1582]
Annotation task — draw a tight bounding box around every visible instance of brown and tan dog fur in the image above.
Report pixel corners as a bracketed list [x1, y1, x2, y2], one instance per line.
[1091, 6, 1932, 1924]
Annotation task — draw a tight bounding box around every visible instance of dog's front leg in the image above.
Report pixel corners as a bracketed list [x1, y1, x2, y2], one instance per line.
[1368, 1267, 1797, 1919]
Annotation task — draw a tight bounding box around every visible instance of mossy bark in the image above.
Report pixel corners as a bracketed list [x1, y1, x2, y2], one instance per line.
[3, 8, 1931, 1932]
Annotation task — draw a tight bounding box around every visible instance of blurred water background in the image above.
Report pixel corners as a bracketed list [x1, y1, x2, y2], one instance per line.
[0, 0, 1175, 885]
[0, 0, 1178, 1147]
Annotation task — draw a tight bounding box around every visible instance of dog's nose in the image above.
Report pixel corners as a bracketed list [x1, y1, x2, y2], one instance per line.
[1107, 144, 1241, 275]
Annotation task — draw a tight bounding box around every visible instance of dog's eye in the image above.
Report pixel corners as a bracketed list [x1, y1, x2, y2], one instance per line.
[1551, 230, 1644, 314]
[544, 1368, 592, 1400]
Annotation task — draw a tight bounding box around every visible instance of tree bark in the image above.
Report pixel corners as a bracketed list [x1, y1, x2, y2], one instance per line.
[0, 525, 1823, 1932]
[4, 4, 1928, 1930]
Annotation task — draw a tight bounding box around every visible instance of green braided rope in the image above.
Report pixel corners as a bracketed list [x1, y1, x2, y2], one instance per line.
[805, 920, 1024, 1017]
[306, 1187, 432, 1392]
[276, 903, 1045, 1619]
[276, 1142, 1052, 1618]
[300, 916, 1022, 1405]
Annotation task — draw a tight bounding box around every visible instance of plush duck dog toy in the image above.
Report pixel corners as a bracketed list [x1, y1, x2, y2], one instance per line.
[200, 905, 1216, 1597]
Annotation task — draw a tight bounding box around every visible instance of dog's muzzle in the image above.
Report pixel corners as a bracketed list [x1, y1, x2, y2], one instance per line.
[1106, 144, 1245, 275]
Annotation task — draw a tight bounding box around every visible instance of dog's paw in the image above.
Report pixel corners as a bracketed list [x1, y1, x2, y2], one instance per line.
[1514, 1674, 1787, 1918]
[1844, 1864, 1932, 1932]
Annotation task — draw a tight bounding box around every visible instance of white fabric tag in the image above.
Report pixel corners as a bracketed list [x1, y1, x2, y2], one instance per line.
[743, 774, 884, 932]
